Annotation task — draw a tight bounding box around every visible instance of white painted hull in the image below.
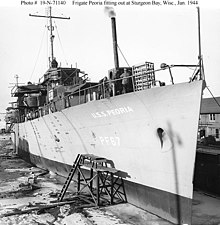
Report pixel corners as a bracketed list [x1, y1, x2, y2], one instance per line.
[14, 80, 204, 224]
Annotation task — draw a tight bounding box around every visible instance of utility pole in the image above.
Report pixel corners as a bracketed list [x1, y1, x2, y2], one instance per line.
[29, 7, 70, 67]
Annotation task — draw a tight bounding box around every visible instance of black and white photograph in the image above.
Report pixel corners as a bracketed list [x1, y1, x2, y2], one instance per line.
[0, 0, 220, 224]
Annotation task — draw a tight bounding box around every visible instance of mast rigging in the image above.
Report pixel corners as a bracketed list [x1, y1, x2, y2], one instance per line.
[29, 7, 70, 68]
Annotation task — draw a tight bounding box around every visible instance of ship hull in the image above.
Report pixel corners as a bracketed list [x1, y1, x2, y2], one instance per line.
[14, 80, 204, 224]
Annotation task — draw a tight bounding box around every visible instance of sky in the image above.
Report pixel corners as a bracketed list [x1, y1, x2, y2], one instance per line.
[0, 0, 220, 126]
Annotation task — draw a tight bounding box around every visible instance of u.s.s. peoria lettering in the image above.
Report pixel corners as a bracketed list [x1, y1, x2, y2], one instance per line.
[91, 106, 133, 118]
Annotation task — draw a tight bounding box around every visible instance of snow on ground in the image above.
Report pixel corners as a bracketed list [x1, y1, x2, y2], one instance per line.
[0, 134, 173, 225]
[0, 133, 220, 225]
[192, 191, 220, 225]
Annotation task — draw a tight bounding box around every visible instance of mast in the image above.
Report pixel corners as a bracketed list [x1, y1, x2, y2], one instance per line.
[197, 7, 204, 80]
[49, 7, 54, 63]
[29, 7, 70, 68]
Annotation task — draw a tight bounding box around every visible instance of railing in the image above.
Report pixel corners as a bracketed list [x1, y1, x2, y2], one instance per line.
[17, 67, 167, 123]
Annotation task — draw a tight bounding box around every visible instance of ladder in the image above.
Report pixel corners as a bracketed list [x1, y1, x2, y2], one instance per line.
[57, 154, 81, 201]
[57, 154, 127, 207]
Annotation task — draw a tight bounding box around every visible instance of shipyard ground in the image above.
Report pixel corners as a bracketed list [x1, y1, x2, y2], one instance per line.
[0, 135, 219, 225]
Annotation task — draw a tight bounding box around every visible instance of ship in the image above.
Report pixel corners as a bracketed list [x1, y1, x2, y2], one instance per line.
[7, 7, 205, 225]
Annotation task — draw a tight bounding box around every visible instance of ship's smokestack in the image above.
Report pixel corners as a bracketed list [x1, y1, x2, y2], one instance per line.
[105, 7, 119, 70]
[111, 17, 119, 69]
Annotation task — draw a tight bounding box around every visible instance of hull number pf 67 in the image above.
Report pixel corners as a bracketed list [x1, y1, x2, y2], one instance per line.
[99, 136, 120, 146]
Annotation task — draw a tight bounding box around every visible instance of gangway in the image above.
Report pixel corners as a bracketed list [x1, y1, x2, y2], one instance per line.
[57, 154, 127, 207]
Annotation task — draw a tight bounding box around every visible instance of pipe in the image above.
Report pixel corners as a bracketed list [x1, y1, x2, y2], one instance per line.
[111, 17, 119, 70]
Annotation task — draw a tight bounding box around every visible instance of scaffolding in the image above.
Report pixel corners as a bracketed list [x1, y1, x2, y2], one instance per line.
[132, 61, 155, 91]
[57, 154, 127, 207]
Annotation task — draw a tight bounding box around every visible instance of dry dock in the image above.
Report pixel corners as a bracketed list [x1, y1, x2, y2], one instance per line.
[0, 134, 219, 225]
